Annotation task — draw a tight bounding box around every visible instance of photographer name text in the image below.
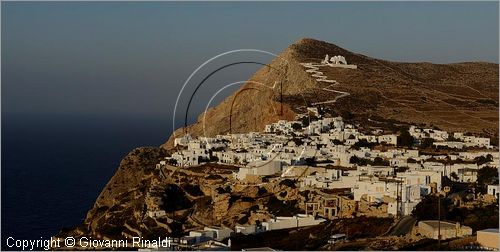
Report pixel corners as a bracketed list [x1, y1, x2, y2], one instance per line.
[6, 236, 172, 250]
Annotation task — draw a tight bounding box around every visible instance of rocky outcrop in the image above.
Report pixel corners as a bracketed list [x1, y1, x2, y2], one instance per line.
[90, 147, 166, 212]
[56, 147, 180, 242]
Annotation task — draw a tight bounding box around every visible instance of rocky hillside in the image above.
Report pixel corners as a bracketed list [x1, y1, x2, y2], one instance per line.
[57, 146, 396, 249]
[56, 147, 318, 246]
[163, 38, 499, 148]
[162, 40, 316, 148]
[56, 147, 172, 241]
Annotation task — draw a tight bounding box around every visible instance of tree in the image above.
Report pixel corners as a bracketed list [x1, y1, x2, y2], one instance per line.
[198, 156, 210, 163]
[358, 158, 370, 166]
[352, 139, 375, 150]
[292, 123, 302, 131]
[350, 155, 360, 164]
[373, 157, 389, 166]
[211, 146, 225, 152]
[301, 115, 318, 127]
[420, 138, 435, 148]
[474, 155, 493, 166]
[331, 139, 343, 145]
[292, 138, 304, 146]
[305, 157, 317, 166]
[412, 195, 449, 221]
[476, 166, 498, 193]
[350, 155, 374, 166]
[168, 159, 178, 166]
[398, 129, 414, 147]
[395, 167, 408, 173]
[446, 203, 499, 232]
[318, 105, 325, 116]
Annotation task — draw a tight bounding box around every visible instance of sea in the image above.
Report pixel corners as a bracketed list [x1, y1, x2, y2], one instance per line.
[1, 113, 172, 250]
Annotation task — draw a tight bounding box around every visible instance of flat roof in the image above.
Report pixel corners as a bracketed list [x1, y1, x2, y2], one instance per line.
[458, 168, 478, 172]
[420, 220, 457, 229]
[478, 228, 499, 233]
[331, 233, 347, 238]
[242, 247, 276, 251]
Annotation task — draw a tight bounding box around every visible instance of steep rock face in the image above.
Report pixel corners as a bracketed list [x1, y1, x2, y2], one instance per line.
[162, 41, 319, 149]
[57, 147, 172, 241]
[89, 147, 165, 210]
[212, 193, 231, 222]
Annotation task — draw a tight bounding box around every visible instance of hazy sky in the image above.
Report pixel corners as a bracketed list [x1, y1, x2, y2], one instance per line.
[2, 2, 499, 119]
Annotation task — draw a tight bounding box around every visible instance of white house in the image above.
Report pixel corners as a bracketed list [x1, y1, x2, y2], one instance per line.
[174, 134, 193, 147]
[487, 184, 499, 199]
[378, 134, 398, 145]
[261, 214, 325, 231]
[203, 227, 233, 241]
[236, 160, 282, 180]
[434, 141, 465, 149]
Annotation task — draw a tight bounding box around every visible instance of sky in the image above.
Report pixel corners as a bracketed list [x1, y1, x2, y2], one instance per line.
[2, 2, 499, 120]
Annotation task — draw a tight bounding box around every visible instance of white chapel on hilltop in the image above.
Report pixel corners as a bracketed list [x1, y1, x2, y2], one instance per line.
[321, 54, 357, 69]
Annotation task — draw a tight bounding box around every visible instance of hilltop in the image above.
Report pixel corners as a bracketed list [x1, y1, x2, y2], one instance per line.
[163, 38, 498, 148]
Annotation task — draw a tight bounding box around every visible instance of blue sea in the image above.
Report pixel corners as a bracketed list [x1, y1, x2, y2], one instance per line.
[1, 114, 172, 250]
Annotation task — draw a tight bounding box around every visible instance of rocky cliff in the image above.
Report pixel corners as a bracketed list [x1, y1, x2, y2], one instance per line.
[162, 39, 318, 149]
[56, 147, 311, 246]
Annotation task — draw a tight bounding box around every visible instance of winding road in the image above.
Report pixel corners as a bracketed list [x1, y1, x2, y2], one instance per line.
[300, 63, 351, 106]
